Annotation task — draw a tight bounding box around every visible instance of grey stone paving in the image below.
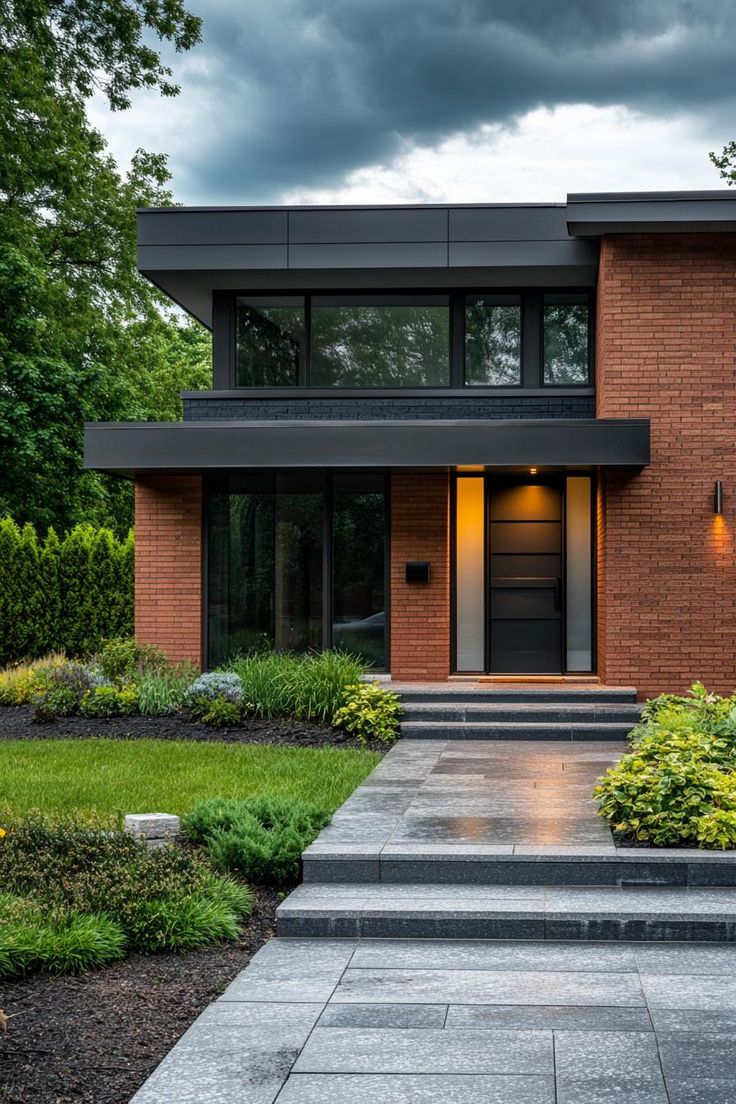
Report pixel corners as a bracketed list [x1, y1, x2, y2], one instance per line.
[129, 740, 736, 1102]
[130, 937, 736, 1103]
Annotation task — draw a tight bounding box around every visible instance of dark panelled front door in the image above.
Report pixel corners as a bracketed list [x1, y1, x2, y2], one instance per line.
[488, 477, 563, 673]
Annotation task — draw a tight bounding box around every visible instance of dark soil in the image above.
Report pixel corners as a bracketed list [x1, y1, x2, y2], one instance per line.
[0, 887, 280, 1104]
[0, 705, 386, 753]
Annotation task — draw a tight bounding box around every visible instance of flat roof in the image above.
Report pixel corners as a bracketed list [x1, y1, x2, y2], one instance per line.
[84, 418, 650, 476]
[136, 191, 736, 325]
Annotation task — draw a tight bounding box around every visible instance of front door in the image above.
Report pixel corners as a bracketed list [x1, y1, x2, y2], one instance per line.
[487, 476, 563, 673]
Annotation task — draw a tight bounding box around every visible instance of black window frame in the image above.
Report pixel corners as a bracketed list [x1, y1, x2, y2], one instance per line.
[215, 287, 595, 394]
[203, 470, 391, 671]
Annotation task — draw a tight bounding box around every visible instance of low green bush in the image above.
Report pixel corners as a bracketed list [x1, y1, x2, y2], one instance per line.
[333, 682, 402, 744]
[0, 893, 126, 978]
[80, 685, 138, 718]
[595, 683, 736, 848]
[183, 794, 331, 887]
[0, 815, 252, 974]
[96, 637, 168, 682]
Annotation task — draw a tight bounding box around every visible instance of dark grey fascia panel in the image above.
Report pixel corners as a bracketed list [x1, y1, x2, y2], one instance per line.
[448, 239, 597, 269]
[289, 207, 447, 243]
[84, 418, 650, 474]
[288, 242, 448, 269]
[137, 209, 287, 245]
[137, 244, 288, 270]
[449, 205, 569, 241]
[567, 192, 736, 236]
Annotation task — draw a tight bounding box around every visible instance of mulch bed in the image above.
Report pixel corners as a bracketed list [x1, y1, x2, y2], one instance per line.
[0, 705, 386, 753]
[0, 887, 280, 1104]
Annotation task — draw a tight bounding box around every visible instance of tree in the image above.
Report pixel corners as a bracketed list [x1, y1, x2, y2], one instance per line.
[710, 142, 736, 185]
[0, 1, 209, 536]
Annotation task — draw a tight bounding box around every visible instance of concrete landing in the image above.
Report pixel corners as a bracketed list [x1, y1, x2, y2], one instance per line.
[131, 936, 736, 1103]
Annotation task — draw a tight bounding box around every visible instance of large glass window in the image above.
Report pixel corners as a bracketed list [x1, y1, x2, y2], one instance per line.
[464, 295, 522, 386]
[332, 476, 386, 667]
[207, 475, 386, 669]
[310, 295, 450, 386]
[543, 294, 590, 385]
[236, 296, 305, 386]
[230, 291, 591, 389]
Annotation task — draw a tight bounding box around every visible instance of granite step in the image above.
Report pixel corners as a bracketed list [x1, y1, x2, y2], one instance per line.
[400, 703, 641, 724]
[277, 883, 736, 942]
[400, 721, 633, 741]
[302, 847, 736, 889]
[397, 687, 638, 705]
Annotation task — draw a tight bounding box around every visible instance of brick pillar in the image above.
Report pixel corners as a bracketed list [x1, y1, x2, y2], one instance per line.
[596, 234, 736, 698]
[390, 472, 450, 680]
[134, 476, 203, 667]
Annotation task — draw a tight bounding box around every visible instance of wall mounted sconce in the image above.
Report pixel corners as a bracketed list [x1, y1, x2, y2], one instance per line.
[714, 481, 724, 515]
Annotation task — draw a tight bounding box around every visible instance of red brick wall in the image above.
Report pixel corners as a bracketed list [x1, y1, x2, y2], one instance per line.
[390, 473, 450, 680]
[596, 234, 736, 698]
[135, 476, 203, 667]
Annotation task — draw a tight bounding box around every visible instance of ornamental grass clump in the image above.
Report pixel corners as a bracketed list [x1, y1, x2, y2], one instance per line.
[0, 815, 252, 977]
[183, 794, 331, 887]
[230, 650, 365, 723]
[595, 682, 736, 848]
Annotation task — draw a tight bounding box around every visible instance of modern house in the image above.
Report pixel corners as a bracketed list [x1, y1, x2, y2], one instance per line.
[84, 191, 736, 699]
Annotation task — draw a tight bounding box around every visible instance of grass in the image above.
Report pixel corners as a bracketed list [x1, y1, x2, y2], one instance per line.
[0, 739, 381, 823]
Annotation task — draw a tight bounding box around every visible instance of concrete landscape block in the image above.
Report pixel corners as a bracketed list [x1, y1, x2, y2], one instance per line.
[124, 812, 180, 844]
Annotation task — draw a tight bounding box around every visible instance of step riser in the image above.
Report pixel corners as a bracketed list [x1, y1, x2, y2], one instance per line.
[401, 707, 640, 723]
[400, 691, 637, 704]
[302, 857, 736, 888]
[277, 914, 736, 943]
[400, 723, 632, 741]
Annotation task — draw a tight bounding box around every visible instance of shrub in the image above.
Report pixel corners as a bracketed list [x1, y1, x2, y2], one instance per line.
[0, 654, 65, 705]
[0, 815, 252, 966]
[333, 682, 402, 744]
[199, 698, 243, 728]
[595, 682, 736, 848]
[97, 637, 168, 682]
[184, 671, 244, 722]
[79, 685, 138, 718]
[29, 661, 101, 722]
[0, 894, 126, 979]
[136, 663, 196, 716]
[183, 794, 331, 887]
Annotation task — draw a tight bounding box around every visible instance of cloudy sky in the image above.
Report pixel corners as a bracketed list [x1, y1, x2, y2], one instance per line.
[90, 0, 736, 205]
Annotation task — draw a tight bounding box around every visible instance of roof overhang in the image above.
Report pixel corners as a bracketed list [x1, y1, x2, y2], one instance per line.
[84, 419, 650, 476]
[567, 190, 736, 236]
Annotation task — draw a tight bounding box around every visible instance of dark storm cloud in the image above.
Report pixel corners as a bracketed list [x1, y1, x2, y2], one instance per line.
[173, 0, 736, 197]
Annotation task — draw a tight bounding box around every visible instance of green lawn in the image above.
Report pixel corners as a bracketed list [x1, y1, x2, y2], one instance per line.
[0, 739, 380, 823]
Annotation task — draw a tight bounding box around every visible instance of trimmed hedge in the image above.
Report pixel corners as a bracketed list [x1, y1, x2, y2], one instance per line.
[0, 518, 133, 665]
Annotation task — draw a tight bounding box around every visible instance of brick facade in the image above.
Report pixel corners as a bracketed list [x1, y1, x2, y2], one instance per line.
[596, 234, 736, 698]
[390, 472, 451, 680]
[134, 476, 203, 667]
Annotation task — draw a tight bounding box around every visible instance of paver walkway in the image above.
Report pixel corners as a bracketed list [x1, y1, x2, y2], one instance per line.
[132, 936, 736, 1103]
[130, 740, 736, 1103]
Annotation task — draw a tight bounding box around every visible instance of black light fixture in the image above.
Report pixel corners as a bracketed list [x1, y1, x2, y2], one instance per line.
[714, 481, 724, 515]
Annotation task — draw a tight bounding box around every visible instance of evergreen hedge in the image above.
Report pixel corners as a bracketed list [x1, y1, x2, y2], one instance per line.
[0, 519, 133, 665]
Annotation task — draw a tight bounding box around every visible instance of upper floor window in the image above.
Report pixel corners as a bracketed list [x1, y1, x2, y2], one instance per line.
[543, 293, 590, 385]
[231, 290, 592, 389]
[236, 296, 306, 386]
[465, 295, 522, 386]
[310, 295, 450, 387]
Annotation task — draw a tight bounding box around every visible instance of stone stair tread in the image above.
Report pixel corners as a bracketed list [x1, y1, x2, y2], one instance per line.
[400, 721, 633, 740]
[277, 883, 736, 941]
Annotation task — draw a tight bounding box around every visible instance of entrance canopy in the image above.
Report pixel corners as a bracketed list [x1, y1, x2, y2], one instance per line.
[84, 418, 650, 476]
